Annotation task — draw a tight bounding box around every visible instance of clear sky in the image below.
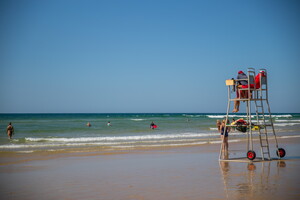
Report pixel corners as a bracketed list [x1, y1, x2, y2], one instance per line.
[1, 0, 299, 113]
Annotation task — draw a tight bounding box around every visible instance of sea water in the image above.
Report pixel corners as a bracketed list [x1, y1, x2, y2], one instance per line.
[0, 113, 299, 153]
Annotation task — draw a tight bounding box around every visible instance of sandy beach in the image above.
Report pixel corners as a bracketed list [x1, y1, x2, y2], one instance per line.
[0, 137, 300, 200]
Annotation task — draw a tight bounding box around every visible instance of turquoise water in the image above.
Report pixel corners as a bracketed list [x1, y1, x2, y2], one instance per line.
[0, 113, 299, 153]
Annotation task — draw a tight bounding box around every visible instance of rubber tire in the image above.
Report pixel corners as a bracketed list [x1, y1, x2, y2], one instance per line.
[247, 150, 256, 160]
[276, 148, 286, 158]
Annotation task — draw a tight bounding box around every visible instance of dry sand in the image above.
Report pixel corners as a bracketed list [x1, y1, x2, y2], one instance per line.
[0, 137, 300, 200]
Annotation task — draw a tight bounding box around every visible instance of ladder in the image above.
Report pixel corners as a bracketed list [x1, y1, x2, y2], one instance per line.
[254, 98, 271, 160]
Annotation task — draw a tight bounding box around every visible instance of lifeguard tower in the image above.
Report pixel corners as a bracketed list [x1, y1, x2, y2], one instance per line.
[219, 68, 286, 162]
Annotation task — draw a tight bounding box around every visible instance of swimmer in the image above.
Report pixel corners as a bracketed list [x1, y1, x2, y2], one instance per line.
[87, 122, 91, 127]
[150, 121, 157, 129]
[6, 122, 14, 139]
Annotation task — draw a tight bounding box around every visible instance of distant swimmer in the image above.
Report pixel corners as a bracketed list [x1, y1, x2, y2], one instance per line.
[87, 122, 91, 127]
[6, 122, 14, 139]
[107, 121, 111, 126]
[150, 121, 158, 129]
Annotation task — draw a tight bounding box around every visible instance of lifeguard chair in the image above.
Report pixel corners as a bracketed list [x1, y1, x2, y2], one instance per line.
[219, 68, 286, 161]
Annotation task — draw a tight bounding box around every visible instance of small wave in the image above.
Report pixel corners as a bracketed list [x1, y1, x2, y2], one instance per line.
[209, 139, 242, 144]
[228, 139, 242, 143]
[274, 114, 292, 118]
[280, 135, 300, 139]
[0, 142, 128, 149]
[209, 141, 222, 144]
[275, 120, 300, 122]
[207, 115, 227, 119]
[182, 114, 202, 117]
[274, 123, 300, 127]
[24, 133, 213, 143]
[207, 115, 253, 119]
[207, 114, 293, 119]
[210, 127, 218, 131]
[111, 141, 209, 149]
[130, 119, 145, 121]
[17, 151, 34, 153]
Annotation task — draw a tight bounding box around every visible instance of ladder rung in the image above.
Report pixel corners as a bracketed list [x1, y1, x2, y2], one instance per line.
[261, 145, 269, 148]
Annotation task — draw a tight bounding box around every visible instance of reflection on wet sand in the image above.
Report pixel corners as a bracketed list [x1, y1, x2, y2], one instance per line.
[219, 160, 288, 200]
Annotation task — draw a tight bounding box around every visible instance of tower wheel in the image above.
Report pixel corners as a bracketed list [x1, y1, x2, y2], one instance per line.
[247, 150, 256, 160]
[276, 148, 286, 158]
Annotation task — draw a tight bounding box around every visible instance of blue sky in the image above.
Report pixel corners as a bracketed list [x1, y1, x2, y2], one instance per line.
[1, 0, 299, 113]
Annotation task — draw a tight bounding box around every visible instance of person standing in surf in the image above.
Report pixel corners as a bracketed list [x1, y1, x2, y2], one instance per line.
[6, 122, 14, 139]
[220, 119, 231, 154]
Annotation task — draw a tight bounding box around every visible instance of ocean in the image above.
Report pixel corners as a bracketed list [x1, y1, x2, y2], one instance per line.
[0, 113, 300, 153]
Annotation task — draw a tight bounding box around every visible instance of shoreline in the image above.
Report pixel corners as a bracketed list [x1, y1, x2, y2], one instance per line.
[0, 136, 299, 166]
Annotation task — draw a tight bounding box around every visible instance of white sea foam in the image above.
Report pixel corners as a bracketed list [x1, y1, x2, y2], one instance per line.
[207, 115, 255, 119]
[0, 139, 213, 150]
[0, 142, 130, 149]
[182, 114, 202, 117]
[251, 120, 270, 123]
[130, 119, 145, 121]
[274, 123, 300, 127]
[275, 120, 300, 122]
[112, 141, 209, 149]
[228, 139, 242, 143]
[207, 114, 293, 119]
[24, 133, 213, 143]
[17, 151, 34, 153]
[209, 141, 222, 144]
[207, 115, 231, 119]
[274, 114, 292, 118]
[209, 139, 242, 144]
[0, 133, 222, 150]
[280, 135, 300, 139]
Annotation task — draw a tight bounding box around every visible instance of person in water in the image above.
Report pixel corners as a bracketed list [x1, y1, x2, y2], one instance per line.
[6, 122, 14, 139]
[220, 119, 231, 154]
[86, 122, 91, 127]
[107, 121, 111, 126]
[150, 121, 156, 129]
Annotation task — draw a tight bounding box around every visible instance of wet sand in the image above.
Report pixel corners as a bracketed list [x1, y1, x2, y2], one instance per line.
[0, 137, 300, 200]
